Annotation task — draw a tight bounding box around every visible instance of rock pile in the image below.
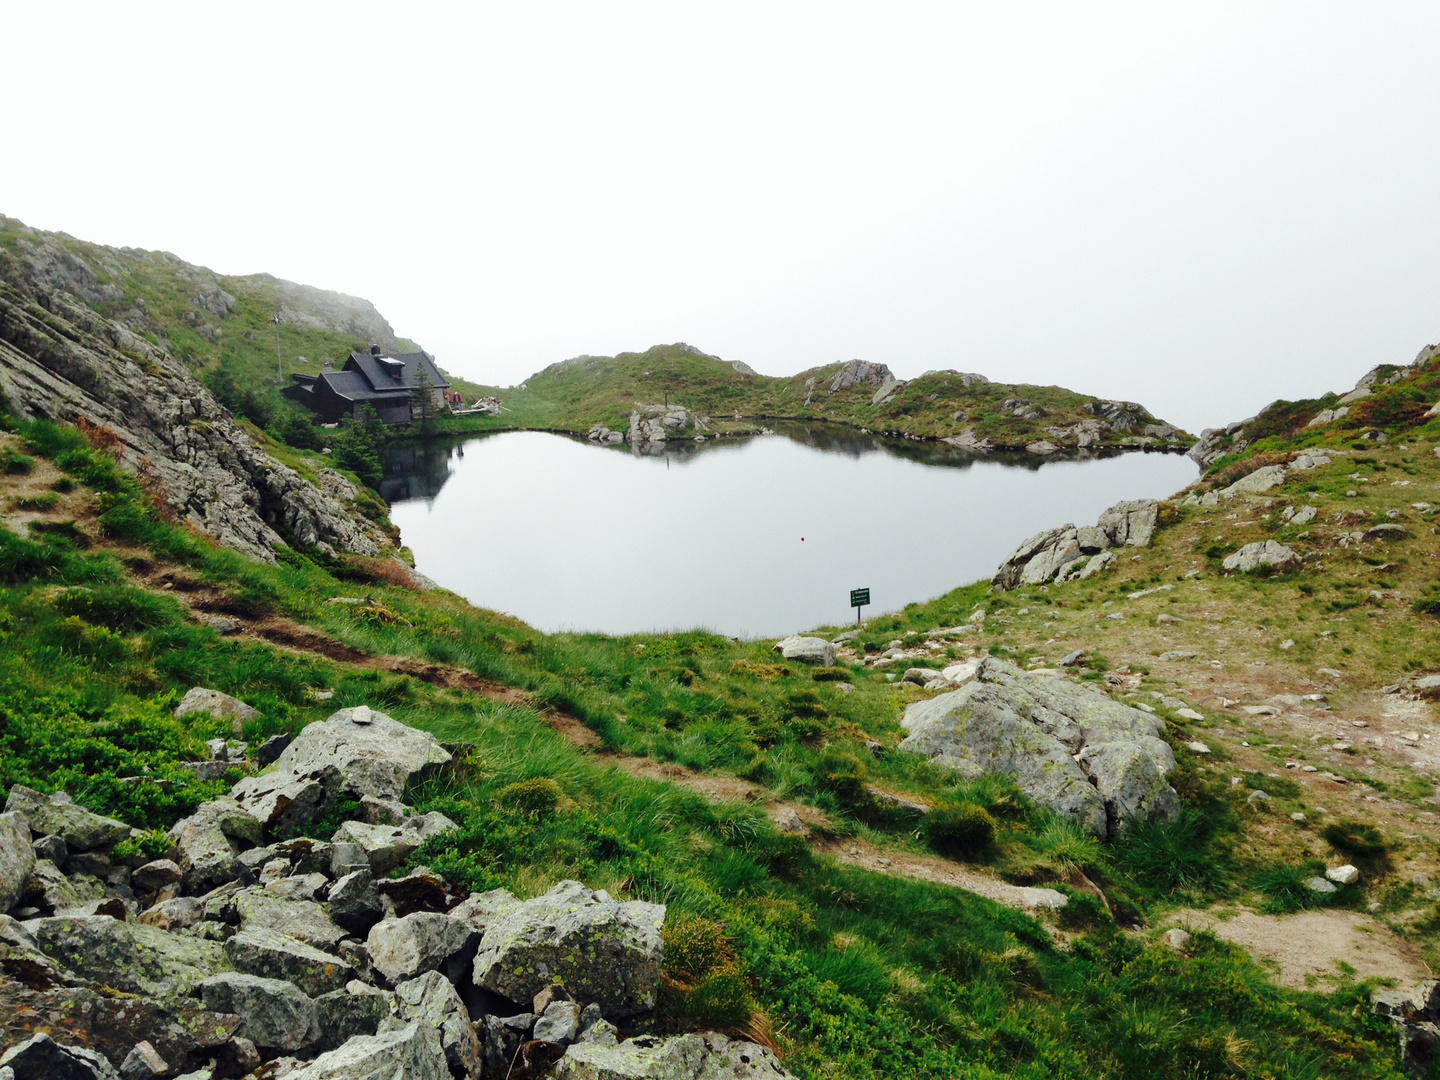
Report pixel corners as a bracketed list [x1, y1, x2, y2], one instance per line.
[0, 707, 789, 1080]
[1371, 979, 1440, 1073]
[897, 658, 1180, 839]
[992, 498, 1160, 589]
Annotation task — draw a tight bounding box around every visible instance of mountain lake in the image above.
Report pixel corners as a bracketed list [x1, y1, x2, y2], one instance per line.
[384, 425, 1199, 638]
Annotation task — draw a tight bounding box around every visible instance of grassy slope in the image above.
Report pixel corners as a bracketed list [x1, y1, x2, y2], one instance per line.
[453, 344, 1194, 451]
[0, 219, 489, 407]
[0, 402, 1429, 1076]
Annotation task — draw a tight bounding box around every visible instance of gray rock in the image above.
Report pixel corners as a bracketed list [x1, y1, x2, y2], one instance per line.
[473, 880, 664, 1019]
[555, 1032, 796, 1079]
[266, 705, 452, 807]
[225, 928, 354, 996]
[314, 984, 396, 1053]
[329, 822, 421, 877]
[233, 888, 346, 950]
[173, 688, 258, 732]
[137, 896, 203, 931]
[229, 770, 330, 835]
[897, 658, 1179, 839]
[196, 972, 320, 1052]
[255, 733, 293, 767]
[448, 888, 521, 935]
[25, 915, 230, 996]
[479, 1014, 537, 1073]
[328, 869, 383, 934]
[3, 788, 130, 852]
[167, 798, 261, 893]
[0, 1033, 121, 1080]
[283, 1021, 450, 1080]
[330, 842, 370, 878]
[0, 812, 35, 914]
[1397, 1020, 1440, 1073]
[368, 911, 477, 986]
[130, 860, 181, 893]
[118, 1042, 168, 1080]
[392, 971, 483, 1079]
[535, 1000, 583, 1044]
[576, 1017, 620, 1049]
[1326, 864, 1360, 885]
[22, 858, 96, 913]
[1219, 464, 1287, 498]
[1305, 877, 1338, 895]
[1097, 499, 1160, 547]
[32, 834, 67, 865]
[1222, 541, 1300, 574]
[770, 636, 836, 666]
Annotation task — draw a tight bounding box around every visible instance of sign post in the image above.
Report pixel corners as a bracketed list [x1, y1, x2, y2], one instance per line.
[849, 587, 870, 625]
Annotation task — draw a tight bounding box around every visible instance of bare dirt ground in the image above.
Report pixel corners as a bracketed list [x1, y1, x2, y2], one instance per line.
[1169, 907, 1432, 990]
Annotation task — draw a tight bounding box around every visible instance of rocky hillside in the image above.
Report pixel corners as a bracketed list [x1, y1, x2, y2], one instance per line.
[0, 238, 396, 564]
[466, 344, 1192, 455]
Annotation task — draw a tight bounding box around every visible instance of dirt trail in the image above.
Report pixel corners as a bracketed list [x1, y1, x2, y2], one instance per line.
[1169, 907, 1432, 990]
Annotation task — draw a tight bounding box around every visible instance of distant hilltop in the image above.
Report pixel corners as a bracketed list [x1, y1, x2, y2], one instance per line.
[472, 343, 1193, 455]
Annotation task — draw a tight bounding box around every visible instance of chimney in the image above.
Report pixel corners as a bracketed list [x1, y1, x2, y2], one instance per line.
[370, 344, 382, 356]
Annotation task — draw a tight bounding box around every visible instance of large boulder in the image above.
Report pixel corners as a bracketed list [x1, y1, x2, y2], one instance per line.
[1219, 464, 1287, 498]
[271, 705, 451, 804]
[327, 869, 383, 934]
[196, 972, 320, 1052]
[1222, 540, 1300, 574]
[367, 911, 477, 986]
[0, 1032, 121, 1080]
[770, 637, 836, 666]
[472, 880, 663, 1018]
[1096, 499, 1159, 547]
[283, 1020, 450, 1080]
[993, 499, 1161, 589]
[24, 916, 231, 997]
[3, 788, 130, 852]
[228, 769, 330, 835]
[992, 525, 1079, 589]
[330, 814, 456, 876]
[314, 984, 396, 1053]
[555, 1032, 796, 1079]
[0, 812, 35, 914]
[166, 798, 262, 893]
[393, 971, 483, 1079]
[897, 658, 1179, 839]
[225, 928, 354, 996]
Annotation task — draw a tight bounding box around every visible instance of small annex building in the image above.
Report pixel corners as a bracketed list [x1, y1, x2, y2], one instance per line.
[283, 344, 450, 424]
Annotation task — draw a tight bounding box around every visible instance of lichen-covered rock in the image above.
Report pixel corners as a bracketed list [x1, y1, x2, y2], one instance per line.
[770, 637, 836, 666]
[232, 888, 346, 951]
[228, 770, 330, 835]
[0, 1032, 121, 1080]
[330, 815, 456, 877]
[1221, 540, 1300, 574]
[24, 915, 231, 997]
[224, 928, 354, 996]
[1218, 464, 1287, 498]
[472, 880, 663, 1018]
[166, 798, 260, 894]
[0, 812, 35, 914]
[1096, 499, 1159, 547]
[314, 984, 395, 1053]
[3, 788, 131, 852]
[196, 972, 320, 1052]
[897, 658, 1179, 839]
[554, 1032, 796, 1079]
[994, 499, 1161, 589]
[392, 971, 483, 1079]
[327, 869, 383, 934]
[367, 911, 477, 986]
[284, 1020, 450, 1080]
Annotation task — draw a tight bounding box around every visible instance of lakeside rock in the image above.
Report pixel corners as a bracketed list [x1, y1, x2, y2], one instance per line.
[993, 499, 1159, 589]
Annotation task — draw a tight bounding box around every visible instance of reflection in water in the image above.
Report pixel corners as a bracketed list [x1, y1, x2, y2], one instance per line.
[385, 428, 1197, 638]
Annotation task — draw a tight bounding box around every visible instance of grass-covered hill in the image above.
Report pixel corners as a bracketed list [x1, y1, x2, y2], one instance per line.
[0, 215, 488, 446]
[0, 351, 1436, 1076]
[455, 343, 1194, 453]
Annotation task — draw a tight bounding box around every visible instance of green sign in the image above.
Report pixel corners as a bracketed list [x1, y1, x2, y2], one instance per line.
[850, 588, 870, 608]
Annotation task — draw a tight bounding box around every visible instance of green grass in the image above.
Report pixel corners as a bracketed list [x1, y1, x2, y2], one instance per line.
[0, 412, 1422, 1078]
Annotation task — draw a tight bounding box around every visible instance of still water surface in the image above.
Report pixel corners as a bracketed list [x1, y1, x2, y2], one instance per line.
[385, 427, 1197, 638]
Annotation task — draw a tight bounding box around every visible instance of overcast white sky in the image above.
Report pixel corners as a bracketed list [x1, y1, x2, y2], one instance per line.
[6, 2, 1438, 432]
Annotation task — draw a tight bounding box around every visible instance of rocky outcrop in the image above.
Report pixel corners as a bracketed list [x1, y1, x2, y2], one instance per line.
[1222, 540, 1301, 574]
[1, 707, 675, 1078]
[826, 359, 895, 395]
[628, 404, 694, 448]
[771, 636, 837, 666]
[898, 658, 1180, 838]
[993, 499, 1159, 589]
[0, 230, 391, 563]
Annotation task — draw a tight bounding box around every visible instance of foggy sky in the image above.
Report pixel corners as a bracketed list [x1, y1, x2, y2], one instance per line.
[6, 2, 1437, 434]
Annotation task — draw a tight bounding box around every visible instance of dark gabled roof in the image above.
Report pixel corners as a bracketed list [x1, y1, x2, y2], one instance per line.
[343, 350, 450, 393]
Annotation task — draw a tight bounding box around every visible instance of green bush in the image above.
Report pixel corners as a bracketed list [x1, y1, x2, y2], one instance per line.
[49, 585, 177, 633]
[920, 803, 997, 860]
[1, 450, 34, 475]
[496, 777, 562, 818]
[1114, 810, 1223, 895]
[1320, 820, 1386, 858]
[816, 751, 868, 805]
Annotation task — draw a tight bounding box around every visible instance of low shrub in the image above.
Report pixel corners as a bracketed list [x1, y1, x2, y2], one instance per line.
[496, 777, 562, 818]
[920, 803, 997, 860]
[1114, 810, 1223, 895]
[1320, 820, 1386, 858]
